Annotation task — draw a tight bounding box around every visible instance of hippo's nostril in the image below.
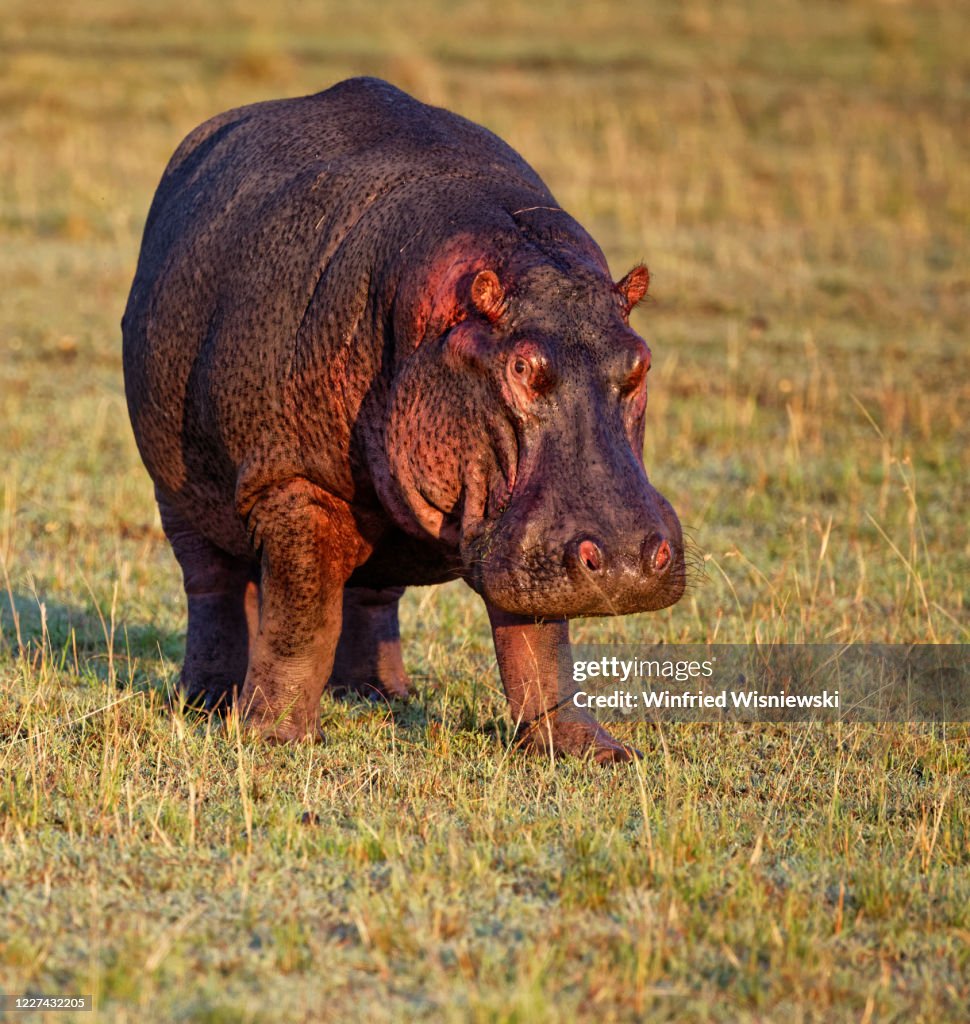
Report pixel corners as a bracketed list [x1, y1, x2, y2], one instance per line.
[654, 539, 671, 572]
[643, 534, 673, 575]
[578, 538, 603, 573]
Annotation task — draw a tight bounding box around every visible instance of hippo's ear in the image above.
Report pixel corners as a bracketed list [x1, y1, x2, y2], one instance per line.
[616, 264, 650, 314]
[469, 269, 507, 322]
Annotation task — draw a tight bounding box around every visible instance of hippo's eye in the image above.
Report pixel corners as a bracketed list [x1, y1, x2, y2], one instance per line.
[620, 360, 648, 394]
[507, 344, 555, 399]
[617, 341, 651, 395]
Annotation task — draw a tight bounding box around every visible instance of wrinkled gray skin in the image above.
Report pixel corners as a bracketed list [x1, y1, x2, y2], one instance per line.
[123, 77, 684, 762]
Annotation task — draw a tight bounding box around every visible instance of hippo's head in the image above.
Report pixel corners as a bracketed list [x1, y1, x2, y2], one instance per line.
[383, 247, 685, 618]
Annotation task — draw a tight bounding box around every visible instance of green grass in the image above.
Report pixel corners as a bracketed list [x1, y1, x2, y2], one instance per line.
[1, 0, 968, 1020]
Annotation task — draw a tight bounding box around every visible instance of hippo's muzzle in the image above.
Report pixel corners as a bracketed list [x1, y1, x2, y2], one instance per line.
[468, 485, 685, 619]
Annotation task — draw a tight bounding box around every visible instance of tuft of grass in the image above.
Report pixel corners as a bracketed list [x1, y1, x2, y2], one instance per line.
[1, 0, 968, 1020]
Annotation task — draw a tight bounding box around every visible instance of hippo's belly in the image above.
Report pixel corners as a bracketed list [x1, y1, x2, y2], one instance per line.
[348, 528, 463, 589]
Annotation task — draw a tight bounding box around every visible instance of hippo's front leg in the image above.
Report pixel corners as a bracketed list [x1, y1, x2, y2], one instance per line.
[485, 605, 638, 764]
[239, 480, 366, 742]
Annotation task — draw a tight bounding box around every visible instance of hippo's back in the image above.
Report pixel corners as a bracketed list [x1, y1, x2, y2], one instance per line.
[122, 78, 552, 555]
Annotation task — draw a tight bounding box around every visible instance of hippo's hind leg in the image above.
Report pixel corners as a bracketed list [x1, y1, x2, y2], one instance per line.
[157, 491, 257, 711]
[328, 586, 412, 701]
[239, 479, 365, 742]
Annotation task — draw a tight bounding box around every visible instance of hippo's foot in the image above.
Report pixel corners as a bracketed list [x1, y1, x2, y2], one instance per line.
[176, 673, 236, 715]
[327, 586, 412, 703]
[243, 713, 325, 745]
[514, 705, 642, 765]
[238, 672, 325, 743]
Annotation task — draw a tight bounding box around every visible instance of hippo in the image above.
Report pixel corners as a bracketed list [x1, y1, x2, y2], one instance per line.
[122, 77, 684, 763]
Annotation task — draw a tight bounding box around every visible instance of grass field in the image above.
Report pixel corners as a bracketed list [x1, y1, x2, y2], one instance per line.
[1, 0, 968, 1020]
